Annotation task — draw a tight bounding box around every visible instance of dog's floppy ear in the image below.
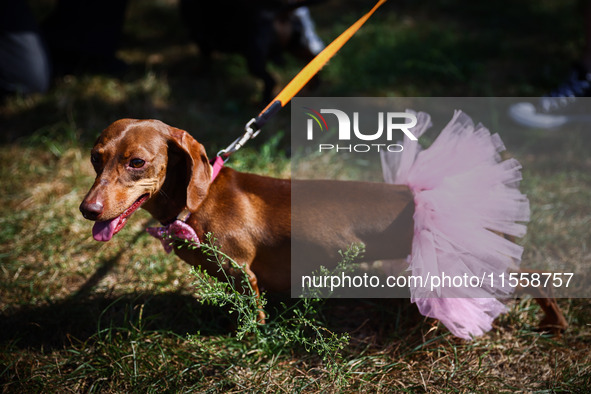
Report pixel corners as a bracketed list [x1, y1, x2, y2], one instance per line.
[167, 127, 212, 212]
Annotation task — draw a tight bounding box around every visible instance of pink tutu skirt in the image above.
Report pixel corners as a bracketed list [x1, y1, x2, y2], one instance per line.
[381, 110, 530, 340]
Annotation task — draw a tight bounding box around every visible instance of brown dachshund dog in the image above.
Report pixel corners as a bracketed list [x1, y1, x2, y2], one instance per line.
[80, 118, 567, 333]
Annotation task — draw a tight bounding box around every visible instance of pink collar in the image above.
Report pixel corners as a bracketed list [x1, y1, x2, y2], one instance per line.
[210, 155, 224, 181]
[147, 156, 225, 252]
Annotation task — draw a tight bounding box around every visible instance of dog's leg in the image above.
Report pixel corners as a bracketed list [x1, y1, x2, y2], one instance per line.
[239, 264, 266, 324]
[513, 269, 569, 335]
[501, 233, 568, 335]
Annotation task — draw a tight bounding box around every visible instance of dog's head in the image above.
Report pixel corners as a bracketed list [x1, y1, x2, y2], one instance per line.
[79, 119, 211, 241]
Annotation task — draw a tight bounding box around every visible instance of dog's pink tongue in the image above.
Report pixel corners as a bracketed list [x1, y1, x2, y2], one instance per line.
[92, 218, 118, 242]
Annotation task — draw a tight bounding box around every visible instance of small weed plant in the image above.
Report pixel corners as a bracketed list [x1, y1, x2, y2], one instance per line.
[184, 234, 354, 371]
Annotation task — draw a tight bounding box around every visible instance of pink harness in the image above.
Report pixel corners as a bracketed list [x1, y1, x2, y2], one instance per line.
[146, 156, 224, 253]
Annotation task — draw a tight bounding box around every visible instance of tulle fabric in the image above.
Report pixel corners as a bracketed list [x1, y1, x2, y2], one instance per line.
[381, 110, 530, 340]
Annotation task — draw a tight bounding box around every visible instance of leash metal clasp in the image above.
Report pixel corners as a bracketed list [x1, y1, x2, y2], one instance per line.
[216, 118, 261, 161]
[244, 118, 262, 139]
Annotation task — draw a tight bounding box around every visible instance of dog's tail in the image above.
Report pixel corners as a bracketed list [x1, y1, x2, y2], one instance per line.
[381, 110, 530, 340]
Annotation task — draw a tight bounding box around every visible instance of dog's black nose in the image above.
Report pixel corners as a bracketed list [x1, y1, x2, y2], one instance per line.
[80, 201, 103, 221]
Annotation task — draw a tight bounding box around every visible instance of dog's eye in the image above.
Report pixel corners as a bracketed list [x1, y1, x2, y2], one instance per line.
[90, 153, 100, 166]
[129, 158, 145, 169]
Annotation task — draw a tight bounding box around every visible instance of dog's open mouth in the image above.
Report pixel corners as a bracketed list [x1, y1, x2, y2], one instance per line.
[92, 194, 150, 242]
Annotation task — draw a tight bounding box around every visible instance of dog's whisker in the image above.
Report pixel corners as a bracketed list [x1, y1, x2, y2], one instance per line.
[154, 189, 170, 201]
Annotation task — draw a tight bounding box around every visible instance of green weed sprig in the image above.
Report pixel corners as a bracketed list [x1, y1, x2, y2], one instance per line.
[183, 233, 352, 368]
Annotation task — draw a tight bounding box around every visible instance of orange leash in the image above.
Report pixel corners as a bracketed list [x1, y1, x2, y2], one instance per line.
[218, 0, 388, 159]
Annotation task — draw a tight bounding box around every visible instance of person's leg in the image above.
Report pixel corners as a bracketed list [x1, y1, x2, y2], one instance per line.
[293, 7, 324, 56]
[43, 0, 129, 75]
[0, 1, 51, 95]
[582, 0, 591, 71]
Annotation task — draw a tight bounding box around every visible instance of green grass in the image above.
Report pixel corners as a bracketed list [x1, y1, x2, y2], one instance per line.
[1, 0, 591, 392]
